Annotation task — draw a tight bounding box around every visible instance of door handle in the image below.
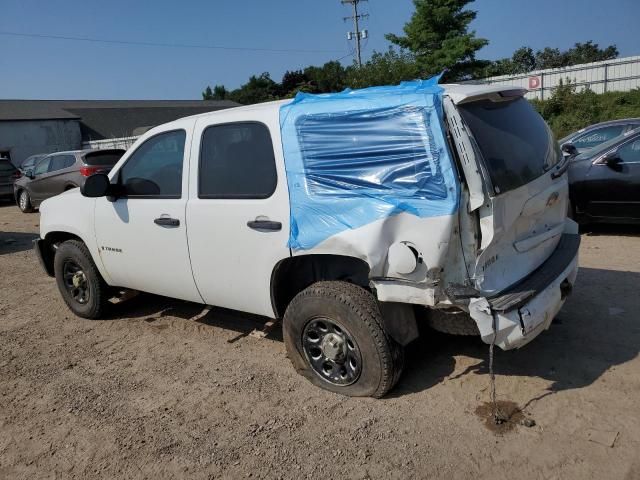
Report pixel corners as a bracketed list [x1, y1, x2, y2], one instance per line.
[154, 217, 180, 227]
[247, 219, 282, 231]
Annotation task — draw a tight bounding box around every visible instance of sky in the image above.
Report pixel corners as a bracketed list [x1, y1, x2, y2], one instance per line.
[0, 0, 638, 100]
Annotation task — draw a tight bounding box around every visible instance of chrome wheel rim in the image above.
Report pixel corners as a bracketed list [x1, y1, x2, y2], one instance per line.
[19, 191, 27, 210]
[302, 318, 362, 386]
[62, 261, 90, 304]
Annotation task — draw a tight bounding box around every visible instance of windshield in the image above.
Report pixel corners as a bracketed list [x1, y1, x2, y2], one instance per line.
[574, 127, 640, 161]
[459, 97, 559, 194]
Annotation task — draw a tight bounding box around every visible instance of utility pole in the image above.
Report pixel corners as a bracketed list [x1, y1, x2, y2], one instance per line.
[342, 0, 368, 67]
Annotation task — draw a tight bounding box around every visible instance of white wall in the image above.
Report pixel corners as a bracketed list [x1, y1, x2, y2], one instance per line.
[478, 55, 640, 100]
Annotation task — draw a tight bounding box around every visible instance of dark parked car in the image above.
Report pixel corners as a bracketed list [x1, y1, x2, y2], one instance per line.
[560, 118, 640, 155]
[568, 128, 640, 224]
[19, 153, 47, 174]
[14, 148, 125, 213]
[1, 158, 21, 201]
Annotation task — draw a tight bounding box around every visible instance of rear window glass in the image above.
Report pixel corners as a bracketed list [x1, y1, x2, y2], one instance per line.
[459, 98, 557, 193]
[0, 161, 16, 173]
[295, 106, 448, 199]
[84, 150, 125, 166]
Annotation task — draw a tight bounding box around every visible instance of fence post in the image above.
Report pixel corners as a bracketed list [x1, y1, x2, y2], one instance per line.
[604, 63, 608, 93]
[540, 72, 544, 101]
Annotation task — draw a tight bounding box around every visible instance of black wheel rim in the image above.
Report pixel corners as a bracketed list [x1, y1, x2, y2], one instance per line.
[302, 317, 362, 386]
[62, 260, 90, 305]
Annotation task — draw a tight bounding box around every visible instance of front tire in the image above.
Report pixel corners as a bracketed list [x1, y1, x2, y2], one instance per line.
[283, 281, 404, 398]
[17, 190, 34, 213]
[54, 240, 109, 319]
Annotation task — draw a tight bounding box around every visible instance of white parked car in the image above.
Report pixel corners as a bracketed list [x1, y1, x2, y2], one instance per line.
[35, 80, 579, 397]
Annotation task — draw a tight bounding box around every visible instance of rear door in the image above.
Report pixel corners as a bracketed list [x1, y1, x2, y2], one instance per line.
[44, 154, 78, 194]
[584, 134, 640, 220]
[456, 96, 568, 295]
[186, 115, 290, 317]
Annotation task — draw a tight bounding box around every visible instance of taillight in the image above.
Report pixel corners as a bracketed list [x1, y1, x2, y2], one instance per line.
[80, 165, 102, 177]
[13, 171, 22, 179]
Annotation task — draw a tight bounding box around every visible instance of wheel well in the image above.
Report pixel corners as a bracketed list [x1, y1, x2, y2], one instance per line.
[39, 232, 84, 276]
[271, 255, 370, 318]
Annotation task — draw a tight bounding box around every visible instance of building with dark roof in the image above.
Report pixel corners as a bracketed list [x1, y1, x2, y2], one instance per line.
[0, 99, 238, 166]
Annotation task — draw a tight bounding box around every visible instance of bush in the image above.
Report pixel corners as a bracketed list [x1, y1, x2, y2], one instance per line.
[531, 82, 640, 139]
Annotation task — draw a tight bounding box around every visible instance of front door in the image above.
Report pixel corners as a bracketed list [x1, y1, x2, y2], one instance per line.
[186, 117, 291, 317]
[94, 126, 203, 303]
[27, 155, 53, 203]
[585, 135, 640, 221]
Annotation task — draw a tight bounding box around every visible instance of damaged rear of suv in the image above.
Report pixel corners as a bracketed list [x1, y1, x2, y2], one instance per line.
[36, 76, 578, 398]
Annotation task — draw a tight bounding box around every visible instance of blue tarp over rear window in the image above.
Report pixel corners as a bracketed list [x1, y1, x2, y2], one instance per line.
[279, 75, 459, 250]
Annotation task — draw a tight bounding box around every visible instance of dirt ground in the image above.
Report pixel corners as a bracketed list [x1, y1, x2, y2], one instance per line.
[1, 201, 640, 480]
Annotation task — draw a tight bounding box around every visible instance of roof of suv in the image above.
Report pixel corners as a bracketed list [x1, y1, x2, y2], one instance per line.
[178, 83, 526, 124]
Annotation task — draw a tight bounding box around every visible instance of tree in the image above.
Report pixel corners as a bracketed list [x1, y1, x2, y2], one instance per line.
[345, 48, 421, 89]
[565, 41, 618, 65]
[280, 70, 310, 97]
[385, 0, 489, 81]
[227, 73, 279, 105]
[202, 84, 229, 100]
[304, 61, 347, 93]
[202, 86, 214, 100]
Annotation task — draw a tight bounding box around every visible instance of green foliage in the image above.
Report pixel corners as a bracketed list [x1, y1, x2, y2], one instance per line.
[487, 41, 619, 77]
[303, 61, 347, 94]
[385, 0, 489, 81]
[531, 82, 640, 139]
[226, 73, 280, 105]
[202, 84, 228, 100]
[344, 48, 421, 89]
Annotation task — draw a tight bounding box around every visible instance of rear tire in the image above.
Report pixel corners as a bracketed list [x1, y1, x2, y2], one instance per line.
[17, 190, 34, 213]
[54, 240, 109, 319]
[427, 309, 479, 336]
[283, 281, 404, 398]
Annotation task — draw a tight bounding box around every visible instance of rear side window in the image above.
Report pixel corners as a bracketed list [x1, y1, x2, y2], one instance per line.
[294, 106, 447, 199]
[459, 98, 557, 194]
[49, 154, 76, 172]
[573, 125, 625, 149]
[199, 122, 277, 199]
[83, 150, 125, 166]
[119, 130, 185, 197]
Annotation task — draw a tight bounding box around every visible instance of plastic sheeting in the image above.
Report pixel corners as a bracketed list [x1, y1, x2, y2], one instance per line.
[280, 75, 459, 250]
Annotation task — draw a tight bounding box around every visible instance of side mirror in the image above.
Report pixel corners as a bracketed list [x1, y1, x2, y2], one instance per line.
[602, 151, 623, 171]
[81, 173, 111, 197]
[26, 170, 35, 179]
[561, 143, 578, 156]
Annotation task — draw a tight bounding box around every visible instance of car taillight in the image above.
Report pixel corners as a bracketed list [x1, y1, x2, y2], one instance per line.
[13, 171, 22, 179]
[80, 166, 102, 177]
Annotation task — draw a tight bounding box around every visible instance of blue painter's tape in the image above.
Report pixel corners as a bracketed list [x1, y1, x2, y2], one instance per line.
[280, 75, 459, 249]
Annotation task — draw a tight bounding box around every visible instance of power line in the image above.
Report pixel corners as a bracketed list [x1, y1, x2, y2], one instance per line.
[0, 30, 343, 55]
[341, 0, 369, 67]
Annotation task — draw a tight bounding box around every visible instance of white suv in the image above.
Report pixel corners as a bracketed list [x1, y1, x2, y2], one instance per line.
[35, 80, 579, 398]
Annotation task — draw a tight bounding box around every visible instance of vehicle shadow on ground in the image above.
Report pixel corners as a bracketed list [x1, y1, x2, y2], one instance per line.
[102, 266, 639, 401]
[106, 293, 282, 342]
[393, 266, 640, 402]
[0, 231, 39, 255]
[580, 223, 640, 237]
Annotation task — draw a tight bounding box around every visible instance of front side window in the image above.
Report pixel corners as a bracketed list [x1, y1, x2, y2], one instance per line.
[119, 130, 186, 197]
[617, 137, 640, 163]
[34, 157, 51, 176]
[459, 97, 558, 194]
[199, 122, 277, 199]
[574, 125, 625, 150]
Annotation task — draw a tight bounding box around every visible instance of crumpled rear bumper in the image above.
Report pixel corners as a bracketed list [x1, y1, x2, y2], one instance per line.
[469, 227, 580, 350]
